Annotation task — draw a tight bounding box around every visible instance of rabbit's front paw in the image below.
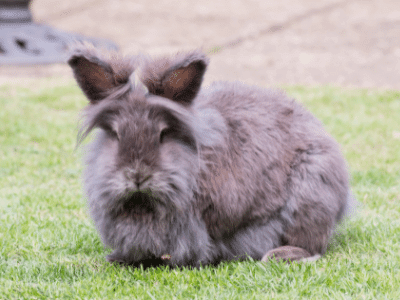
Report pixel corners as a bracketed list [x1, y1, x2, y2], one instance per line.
[106, 251, 129, 265]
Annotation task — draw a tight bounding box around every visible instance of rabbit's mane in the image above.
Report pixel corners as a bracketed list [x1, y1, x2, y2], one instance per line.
[77, 86, 202, 148]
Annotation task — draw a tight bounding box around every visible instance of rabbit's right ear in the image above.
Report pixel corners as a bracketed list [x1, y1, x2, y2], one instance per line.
[68, 46, 119, 103]
[142, 50, 209, 105]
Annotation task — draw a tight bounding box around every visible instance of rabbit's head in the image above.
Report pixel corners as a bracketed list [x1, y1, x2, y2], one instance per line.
[69, 45, 210, 217]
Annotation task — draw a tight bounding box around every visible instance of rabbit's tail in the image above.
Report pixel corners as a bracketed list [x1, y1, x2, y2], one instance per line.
[343, 190, 360, 221]
[333, 190, 360, 237]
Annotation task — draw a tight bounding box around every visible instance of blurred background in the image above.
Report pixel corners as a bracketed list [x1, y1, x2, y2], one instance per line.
[1, 0, 399, 89]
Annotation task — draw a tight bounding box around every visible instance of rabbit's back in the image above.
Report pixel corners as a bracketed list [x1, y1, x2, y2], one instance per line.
[195, 81, 349, 256]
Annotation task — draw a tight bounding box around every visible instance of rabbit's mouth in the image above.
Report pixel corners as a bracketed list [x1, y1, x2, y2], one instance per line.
[119, 191, 157, 218]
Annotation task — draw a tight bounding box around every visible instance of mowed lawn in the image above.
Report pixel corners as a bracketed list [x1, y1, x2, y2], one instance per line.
[0, 79, 399, 299]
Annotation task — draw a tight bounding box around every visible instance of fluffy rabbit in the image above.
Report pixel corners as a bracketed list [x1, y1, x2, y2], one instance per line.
[68, 44, 353, 267]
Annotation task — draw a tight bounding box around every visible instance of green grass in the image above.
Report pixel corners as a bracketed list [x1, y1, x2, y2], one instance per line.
[1, 79, 399, 299]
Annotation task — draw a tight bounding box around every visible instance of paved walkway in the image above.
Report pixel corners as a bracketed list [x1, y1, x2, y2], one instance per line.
[2, 0, 399, 89]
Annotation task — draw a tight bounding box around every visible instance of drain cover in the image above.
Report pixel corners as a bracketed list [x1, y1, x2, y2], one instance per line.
[0, 0, 118, 65]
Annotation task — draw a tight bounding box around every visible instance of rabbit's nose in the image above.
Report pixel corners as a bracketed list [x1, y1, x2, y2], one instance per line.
[134, 173, 152, 190]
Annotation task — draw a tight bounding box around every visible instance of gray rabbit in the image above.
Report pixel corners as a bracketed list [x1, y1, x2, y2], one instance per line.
[68, 44, 353, 267]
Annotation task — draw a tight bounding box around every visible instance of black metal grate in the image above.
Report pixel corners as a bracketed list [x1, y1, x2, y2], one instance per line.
[0, 0, 118, 65]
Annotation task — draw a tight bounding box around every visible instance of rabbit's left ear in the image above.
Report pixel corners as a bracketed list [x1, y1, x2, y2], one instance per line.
[68, 45, 131, 103]
[142, 50, 209, 105]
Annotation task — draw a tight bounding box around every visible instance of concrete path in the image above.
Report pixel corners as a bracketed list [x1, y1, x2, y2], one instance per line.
[1, 0, 399, 89]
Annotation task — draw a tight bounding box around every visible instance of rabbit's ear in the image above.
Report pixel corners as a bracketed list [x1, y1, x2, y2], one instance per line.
[68, 47, 118, 103]
[143, 51, 208, 105]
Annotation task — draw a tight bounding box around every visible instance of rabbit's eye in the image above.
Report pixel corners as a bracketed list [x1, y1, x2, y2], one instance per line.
[108, 129, 119, 140]
[160, 128, 173, 143]
[101, 124, 119, 140]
